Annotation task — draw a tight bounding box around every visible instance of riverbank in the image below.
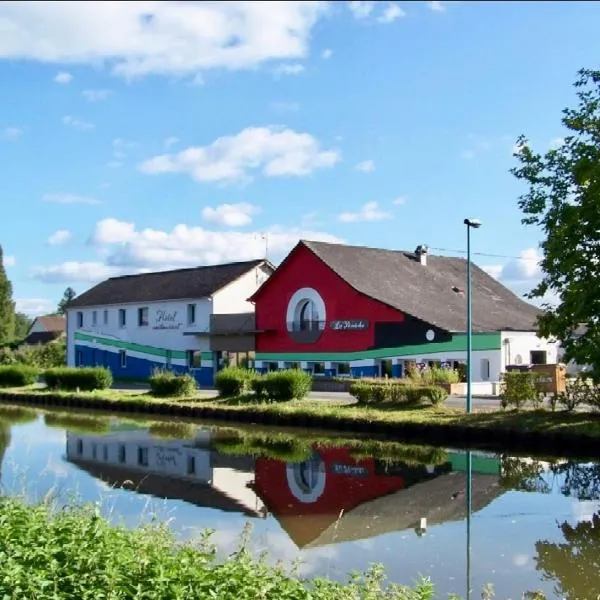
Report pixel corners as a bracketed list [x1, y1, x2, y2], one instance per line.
[0, 496, 433, 600]
[2, 387, 600, 455]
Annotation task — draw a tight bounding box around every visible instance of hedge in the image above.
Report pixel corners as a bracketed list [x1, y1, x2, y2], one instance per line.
[215, 367, 255, 397]
[349, 381, 447, 406]
[44, 367, 113, 391]
[218, 368, 313, 401]
[150, 369, 197, 397]
[0, 365, 39, 387]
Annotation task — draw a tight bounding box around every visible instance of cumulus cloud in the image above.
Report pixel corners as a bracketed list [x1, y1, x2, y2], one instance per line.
[43, 192, 102, 205]
[54, 71, 72, 84]
[139, 126, 340, 183]
[4, 255, 16, 267]
[33, 217, 344, 283]
[355, 159, 375, 173]
[377, 3, 405, 23]
[47, 229, 71, 246]
[500, 248, 542, 282]
[1, 127, 23, 140]
[348, 2, 375, 19]
[0, 2, 326, 79]
[338, 201, 391, 223]
[202, 203, 260, 227]
[62, 115, 94, 131]
[82, 89, 112, 101]
[15, 298, 56, 316]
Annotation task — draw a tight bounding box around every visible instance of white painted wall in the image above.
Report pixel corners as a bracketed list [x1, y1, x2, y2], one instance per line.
[212, 264, 271, 314]
[500, 331, 559, 370]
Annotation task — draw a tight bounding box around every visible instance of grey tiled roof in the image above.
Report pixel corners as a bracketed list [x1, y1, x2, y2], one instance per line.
[303, 240, 541, 333]
[69, 260, 271, 308]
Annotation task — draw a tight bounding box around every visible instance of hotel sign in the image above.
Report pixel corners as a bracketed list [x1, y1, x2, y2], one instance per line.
[329, 319, 369, 331]
[153, 310, 182, 330]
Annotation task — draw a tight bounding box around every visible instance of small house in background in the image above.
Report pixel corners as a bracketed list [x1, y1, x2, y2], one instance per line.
[23, 315, 66, 345]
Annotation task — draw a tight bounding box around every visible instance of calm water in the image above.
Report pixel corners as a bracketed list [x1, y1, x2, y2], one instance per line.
[0, 404, 598, 599]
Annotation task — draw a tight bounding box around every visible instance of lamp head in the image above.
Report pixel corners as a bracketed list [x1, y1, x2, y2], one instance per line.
[464, 218, 482, 229]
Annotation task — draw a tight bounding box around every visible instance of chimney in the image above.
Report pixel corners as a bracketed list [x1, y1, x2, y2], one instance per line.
[415, 244, 428, 266]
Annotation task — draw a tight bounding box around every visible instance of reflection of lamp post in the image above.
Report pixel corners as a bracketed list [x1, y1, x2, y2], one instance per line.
[464, 218, 482, 414]
[466, 449, 473, 600]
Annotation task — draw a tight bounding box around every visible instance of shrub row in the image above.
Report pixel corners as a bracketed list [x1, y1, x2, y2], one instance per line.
[215, 367, 312, 401]
[149, 368, 197, 397]
[349, 381, 448, 406]
[0, 364, 39, 387]
[44, 367, 113, 391]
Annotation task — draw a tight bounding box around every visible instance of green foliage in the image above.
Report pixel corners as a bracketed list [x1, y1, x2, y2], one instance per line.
[511, 68, 600, 380]
[0, 364, 39, 387]
[13, 312, 32, 341]
[0, 340, 66, 369]
[44, 367, 113, 391]
[0, 404, 39, 425]
[57, 287, 77, 315]
[499, 372, 541, 410]
[409, 366, 461, 386]
[215, 366, 255, 397]
[0, 245, 15, 344]
[0, 497, 437, 600]
[44, 412, 110, 435]
[349, 381, 448, 407]
[261, 369, 313, 401]
[148, 421, 197, 440]
[149, 369, 197, 397]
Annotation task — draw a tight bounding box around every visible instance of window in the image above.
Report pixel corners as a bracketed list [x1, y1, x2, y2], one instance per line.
[103, 445, 108, 461]
[76, 439, 83, 455]
[119, 350, 127, 368]
[311, 362, 325, 375]
[77, 311, 83, 327]
[530, 350, 547, 365]
[118, 445, 126, 464]
[187, 303, 196, 325]
[187, 455, 196, 475]
[118, 309, 127, 328]
[187, 350, 202, 369]
[297, 299, 320, 331]
[76, 350, 83, 366]
[481, 358, 491, 381]
[92, 443, 98, 460]
[103, 310, 109, 325]
[137, 447, 149, 467]
[92, 310, 97, 326]
[138, 307, 149, 327]
[336, 362, 351, 376]
[268, 362, 279, 371]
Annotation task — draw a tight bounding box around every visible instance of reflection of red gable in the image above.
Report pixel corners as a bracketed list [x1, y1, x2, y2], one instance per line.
[254, 447, 405, 547]
[252, 242, 404, 353]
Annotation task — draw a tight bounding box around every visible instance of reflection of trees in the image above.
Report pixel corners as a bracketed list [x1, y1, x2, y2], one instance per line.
[548, 463, 600, 501]
[0, 420, 10, 487]
[535, 512, 600, 599]
[500, 456, 552, 494]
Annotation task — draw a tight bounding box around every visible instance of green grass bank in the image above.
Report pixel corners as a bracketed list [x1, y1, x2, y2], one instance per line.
[2, 386, 600, 456]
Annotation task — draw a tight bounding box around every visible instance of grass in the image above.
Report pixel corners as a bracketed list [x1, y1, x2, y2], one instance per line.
[0, 496, 440, 600]
[3, 385, 600, 447]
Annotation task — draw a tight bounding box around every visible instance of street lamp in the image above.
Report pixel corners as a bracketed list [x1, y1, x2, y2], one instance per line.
[464, 218, 482, 414]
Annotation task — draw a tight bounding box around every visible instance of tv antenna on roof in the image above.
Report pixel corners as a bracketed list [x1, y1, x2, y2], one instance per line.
[259, 233, 269, 261]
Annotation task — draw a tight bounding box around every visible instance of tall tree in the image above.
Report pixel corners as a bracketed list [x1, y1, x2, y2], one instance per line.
[13, 312, 32, 340]
[57, 287, 76, 315]
[511, 68, 600, 379]
[0, 245, 15, 344]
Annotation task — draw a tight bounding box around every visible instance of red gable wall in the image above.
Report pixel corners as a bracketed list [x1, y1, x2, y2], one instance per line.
[254, 243, 404, 353]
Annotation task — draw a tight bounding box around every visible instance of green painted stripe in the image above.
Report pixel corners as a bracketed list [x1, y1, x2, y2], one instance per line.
[201, 352, 213, 360]
[449, 452, 501, 476]
[75, 332, 188, 360]
[255, 333, 501, 362]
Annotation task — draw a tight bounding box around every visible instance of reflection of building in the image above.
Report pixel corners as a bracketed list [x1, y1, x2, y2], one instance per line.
[250, 240, 558, 391]
[253, 446, 503, 548]
[66, 260, 274, 385]
[66, 429, 266, 516]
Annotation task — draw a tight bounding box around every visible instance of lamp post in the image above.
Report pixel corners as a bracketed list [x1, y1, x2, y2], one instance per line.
[463, 218, 482, 414]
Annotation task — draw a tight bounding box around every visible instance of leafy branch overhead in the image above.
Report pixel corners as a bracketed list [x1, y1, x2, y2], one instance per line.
[511, 68, 600, 378]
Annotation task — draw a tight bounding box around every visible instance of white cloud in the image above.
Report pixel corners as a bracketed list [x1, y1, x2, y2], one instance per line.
[33, 217, 344, 283]
[139, 126, 340, 183]
[339, 201, 391, 223]
[1, 126, 23, 140]
[4, 255, 16, 267]
[164, 136, 179, 149]
[377, 3, 406, 23]
[43, 192, 101, 205]
[273, 63, 305, 76]
[355, 159, 375, 173]
[62, 115, 94, 131]
[481, 264, 503, 279]
[427, 1, 446, 12]
[15, 298, 55, 316]
[47, 229, 72, 246]
[202, 203, 260, 227]
[54, 71, 72, 84]
[348, 2, 375, 19]
[392, 196, 407, 205]
[321, 48, 333, 59]
[500, 248, 542, 282]
[82, 89, 112, 101]
[0, 2, 326, 79]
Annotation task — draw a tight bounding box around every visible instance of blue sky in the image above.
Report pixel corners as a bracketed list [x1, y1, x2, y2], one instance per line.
[1, 0, 598, 315]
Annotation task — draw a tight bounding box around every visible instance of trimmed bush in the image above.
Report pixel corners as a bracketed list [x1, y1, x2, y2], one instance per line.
[150, 369, 197, 397]
[499, 371, 541, 410]
[44, 367, 113, 391]
[261, 369, 313, 401]
[250, 376, 268, 399]
[0, 364, 39, 387]
[349, 381, 447, 407]
[215, 367, 255, 397]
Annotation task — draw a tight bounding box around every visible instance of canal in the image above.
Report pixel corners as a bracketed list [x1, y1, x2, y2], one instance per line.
[0, 403, 597, 599]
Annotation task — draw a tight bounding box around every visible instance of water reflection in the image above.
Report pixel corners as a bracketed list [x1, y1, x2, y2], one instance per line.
[1, 406, 600, 598]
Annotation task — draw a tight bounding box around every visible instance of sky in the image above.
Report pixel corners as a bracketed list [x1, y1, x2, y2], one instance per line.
[1, 0, 598, 316]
